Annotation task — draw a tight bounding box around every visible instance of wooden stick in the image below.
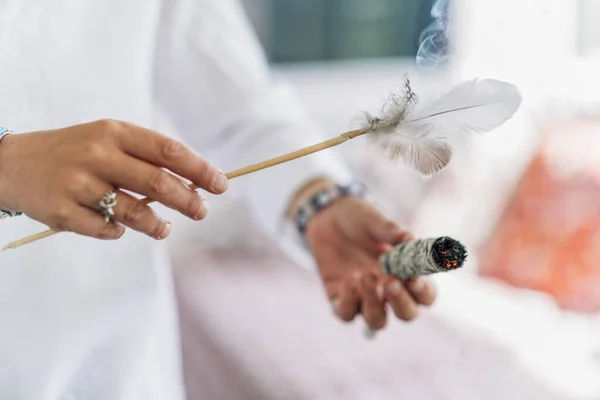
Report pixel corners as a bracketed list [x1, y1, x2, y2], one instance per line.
[2, 229, 56, 251]
[2, 129, 368, 251]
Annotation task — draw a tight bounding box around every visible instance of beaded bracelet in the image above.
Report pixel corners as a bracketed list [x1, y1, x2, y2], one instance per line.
[294, 181, 367, 236]
[0, 127, 22, 220]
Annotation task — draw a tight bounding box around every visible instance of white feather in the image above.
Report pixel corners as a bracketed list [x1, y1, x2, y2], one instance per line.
[362, 77, 522, 176]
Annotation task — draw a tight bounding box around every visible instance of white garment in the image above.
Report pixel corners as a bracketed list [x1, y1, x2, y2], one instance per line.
[0, 1, 351, 399]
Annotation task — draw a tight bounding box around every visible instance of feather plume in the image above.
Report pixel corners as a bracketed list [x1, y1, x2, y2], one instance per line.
[362, 76, 522, 176]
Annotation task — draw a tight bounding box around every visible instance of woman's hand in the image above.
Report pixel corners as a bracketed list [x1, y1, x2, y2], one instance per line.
[0, 120, 228, 240]
[291, 180, 436, 332]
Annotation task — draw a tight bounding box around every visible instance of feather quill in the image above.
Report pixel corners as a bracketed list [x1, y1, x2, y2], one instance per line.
[362, 76, 522, 176]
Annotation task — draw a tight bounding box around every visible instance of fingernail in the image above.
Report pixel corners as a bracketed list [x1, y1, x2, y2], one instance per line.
[410, 278, 425, 292]
[387, 281, 403, 295]
[159, 221, 172, 240]
[362, 274, 376, 290]
[116, 226, 126, 239]
[195, 198, 209, 220]
[212, 172, 228, 193]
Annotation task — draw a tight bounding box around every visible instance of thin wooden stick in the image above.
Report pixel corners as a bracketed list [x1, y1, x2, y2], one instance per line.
[2, 129, 368, 251]
[2, 229, 56, 251]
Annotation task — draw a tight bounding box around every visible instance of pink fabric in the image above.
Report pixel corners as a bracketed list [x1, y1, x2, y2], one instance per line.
[480, 120, 600, 313]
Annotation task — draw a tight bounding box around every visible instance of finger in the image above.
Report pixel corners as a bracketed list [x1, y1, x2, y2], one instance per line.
[406, 278, 437, 306]
[101, 155, 209, 221]
[359, 272, 387, 330]
[333, 272, 361, 322]
[53, 206, 125, 240]
[360, 207, 412, 245]
[371, 221, 412, 244]
[385, 279, 419, 322]
[115, 124, 228, 194]
[112, 191, 174, 240]
[79, 182, 176, 240]
[375, 227, 413, 253]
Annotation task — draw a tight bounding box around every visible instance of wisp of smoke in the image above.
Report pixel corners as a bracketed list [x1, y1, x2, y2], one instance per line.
[416, 0, 451, 70]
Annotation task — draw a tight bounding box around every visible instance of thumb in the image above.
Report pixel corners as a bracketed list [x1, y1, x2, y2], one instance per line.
[365, 211, 412, 245]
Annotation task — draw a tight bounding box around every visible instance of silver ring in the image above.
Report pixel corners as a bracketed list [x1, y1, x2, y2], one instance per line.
[363, 327, 376, 339]
[99, 190, 118, 223]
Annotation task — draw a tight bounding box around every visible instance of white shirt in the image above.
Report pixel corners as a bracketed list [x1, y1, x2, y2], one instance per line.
[0, 0, 351, 398]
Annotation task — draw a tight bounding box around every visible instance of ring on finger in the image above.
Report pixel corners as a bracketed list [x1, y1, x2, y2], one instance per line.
[99, 190, 118, 223]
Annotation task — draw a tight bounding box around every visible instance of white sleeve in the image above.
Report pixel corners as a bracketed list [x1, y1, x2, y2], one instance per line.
[152, 0, 353, 239]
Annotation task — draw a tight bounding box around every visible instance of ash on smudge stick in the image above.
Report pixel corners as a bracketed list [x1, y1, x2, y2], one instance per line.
[431, 236, 468, 271]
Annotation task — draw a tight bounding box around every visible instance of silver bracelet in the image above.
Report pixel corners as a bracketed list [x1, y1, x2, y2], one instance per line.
[294, 181, 367, 236]
[0, 127, 22, 220]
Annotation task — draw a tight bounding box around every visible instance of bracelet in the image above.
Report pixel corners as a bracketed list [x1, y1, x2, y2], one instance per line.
[0, 127, 22, 220]
[0, 127, 11, 142]
[294, 181, 367, 236]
